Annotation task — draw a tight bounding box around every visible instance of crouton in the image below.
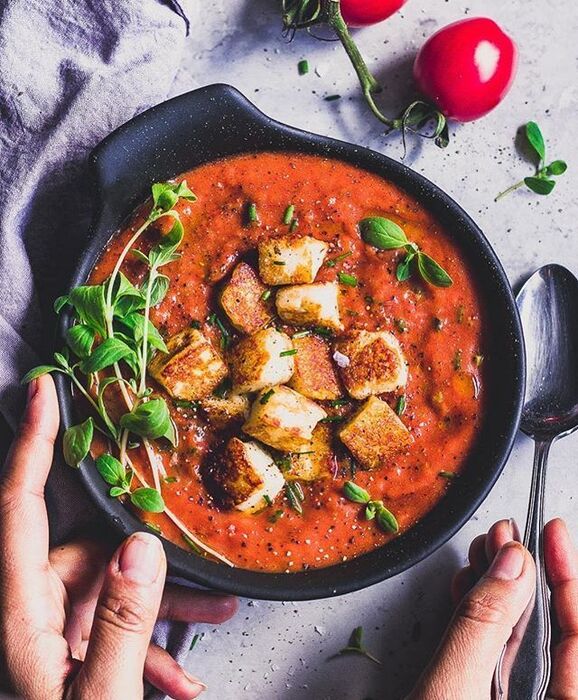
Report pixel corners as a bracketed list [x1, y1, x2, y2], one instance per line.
[258, 235, 328, 285]
[288, 335, 342, 400]
[336, 330, 408, 400]
[210, 437, 285, 513]
[242, 385, 327, 452]
[148, 328, 228, 401]
[286, 423, 334, 481]
[338, 396, 413, 469]
[276, 282, 343, 331]
[219, 262, 273, 335]
[201, 393, 250, 428]
[229, 328, 295, 394]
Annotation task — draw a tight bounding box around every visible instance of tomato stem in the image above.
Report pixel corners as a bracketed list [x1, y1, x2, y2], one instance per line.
[324, 0, 395, 128]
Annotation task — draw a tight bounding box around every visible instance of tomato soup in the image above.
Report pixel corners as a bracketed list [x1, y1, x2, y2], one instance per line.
[89, 152, 485, 572]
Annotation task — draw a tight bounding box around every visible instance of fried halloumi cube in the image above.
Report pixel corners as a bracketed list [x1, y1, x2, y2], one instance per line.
[229, 328, 295, 394]
[336, 330, 408, 400]
[148, 328, 228, 401]
[288, 335, 342, 400]
[201, 393, 250, 428]
[276, 282, 343, 331]
[219, 262, 273, 335]
[286, 423, 334, 481]
[338, 396, 413, 469]
[258, 235, 328, 285]
[243, 385, 327, 452]
[210, 437, 285, 513]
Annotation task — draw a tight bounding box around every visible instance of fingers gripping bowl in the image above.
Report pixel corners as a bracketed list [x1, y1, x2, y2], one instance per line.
[51, 85, 524, 600]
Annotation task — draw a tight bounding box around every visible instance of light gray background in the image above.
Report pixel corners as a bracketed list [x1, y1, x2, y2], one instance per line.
[172, 1, 577, 697]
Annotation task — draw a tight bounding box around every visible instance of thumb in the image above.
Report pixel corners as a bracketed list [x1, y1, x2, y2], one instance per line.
[73, 532, 166, 700]
[410, 541, 536, 700]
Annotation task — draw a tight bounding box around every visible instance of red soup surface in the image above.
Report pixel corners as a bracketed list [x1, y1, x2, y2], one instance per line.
[89, 152, 486, 573]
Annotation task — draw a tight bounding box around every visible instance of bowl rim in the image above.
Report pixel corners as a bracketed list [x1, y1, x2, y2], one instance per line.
[56, 84, 525, 600]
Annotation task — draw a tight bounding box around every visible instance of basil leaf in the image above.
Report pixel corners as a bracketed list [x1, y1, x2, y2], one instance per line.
[545, 160, 567, 176]
[130, 487, 165, 513]
[147, 274, 170, 307]
[524, 176, 556, 195]
[156, 188, 179, 212]
[526, 121, 545, 163]
[131, 249, 151, 265]
[120, 398, 177, 445]
[63, 417, 93, 467]
[96, 453, 127, 486]
[110, 486, 126, 498]
[343, 481, 371, 504]
[117, 313, 168, 353]
[376, 505, 399, 533]
[365, 502, 377, 520]
[21, 365, 62, 384]
[68, 285, 107, 337]
[174, 180, 197, 201]
[80, 337, 134, 374]
[417, 253, 453, 288]
[396, 252, 415, 282]
[54, 351, 71, 369]
[66, 324, 96, 359]
[149, 216, 184, 268]
[54, 295, 70, 314]
[359, 217, 408, 250]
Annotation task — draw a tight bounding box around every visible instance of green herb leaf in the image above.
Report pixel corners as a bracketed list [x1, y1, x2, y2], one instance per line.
[21, 365, 62, 384]
[80, 337, 135, 374]
[439, 470, 457, 480]
[343, 481, 371, 504]
[130, 487, 165, 513]
[545, 160, 567, 176]
[395, 395, 406, 416]
[66, 324, 96, 359]
[283, 204, 295, 224]
[110, 486, 126, 498]
[54, 296, 70, 314]
[247, 202, 259, 223]
[329, 626, 382, 666]
[338, 271, 358, 287]
[417, 253, 453, 288]
[365, 501, 377, 520]
[359, 217, 408, 250]
[63, 418, 94, 468]
[524, 176, 556, 195]
[396, 252, 415, 282]
[146, 274, 170, 307]
[68, 285, 107, 337]
[118, 312, 168, 353]
[120, 398, 177, 445]
[298, 59, 309, 75]
[260, 388, 275, 405]
[280, 349, 298, 357]
[526, 121, 546, 163]
[96, 453, 127, 486]
[376, 505, 399, 533]
[285, 481, 305, 514]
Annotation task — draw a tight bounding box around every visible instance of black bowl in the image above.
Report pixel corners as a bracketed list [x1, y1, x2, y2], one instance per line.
[57, 84, 525, 601]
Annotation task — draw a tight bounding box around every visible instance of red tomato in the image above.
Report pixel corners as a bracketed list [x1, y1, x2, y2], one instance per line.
[413, 17, 517, 122]
[340, 0, 408, 27]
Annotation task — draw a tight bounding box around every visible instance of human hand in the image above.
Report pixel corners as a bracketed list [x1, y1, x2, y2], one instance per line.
[0, 375, 238, 699]
[407, 518, 578, 700]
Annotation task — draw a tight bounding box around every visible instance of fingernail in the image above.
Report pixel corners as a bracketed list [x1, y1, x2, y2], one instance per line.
[509, 518, 521, 541]
[119, 533, 163, 585]
[26, 378, 38, 404]
[488, 542, 525, 580]
[183, 670, 207, 695]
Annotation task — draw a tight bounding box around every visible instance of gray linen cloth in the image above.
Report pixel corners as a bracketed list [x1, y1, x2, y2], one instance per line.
[0, 0, 200, 697]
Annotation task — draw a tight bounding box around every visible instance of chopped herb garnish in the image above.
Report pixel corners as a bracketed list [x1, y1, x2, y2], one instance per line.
[298, 59, 309, 75]
[213, 377, 232, 399]
[263, 494, 273, 507]
[247, 202, 259, 223]
[312, 326, 333, 338]
[261, 289, 272, 301]
[325, 94, 341, 101]
[338, 271, 358, 287]
[174, 398, 199, 410]
[273, 260, 286, 266]
[285, 481, 305, 514]
[208, 312, 231, 350]
[182, 533, 202, 555]
[144, 521, 162, 534]
[283, 204, 295, 224]
[453, 349, 463, 371]
[292, 330, 311, 339]
[328, 626, 382, 666]
[189, 632, 204, 651]
[275, 455, 292, 471]
[320, 415, 345, 423]
[289, 218, 299, 232]
[328, 398, 349, 408]
[395, 318, 409, 333]
[395, 395, 406, 416]
[164, 475, 178, 483]
[326, 251, 352, 267]
[280, 349, 298, 357]
[439, 470, 457, 480]
[269, 509, 284, 523]
[260, 388, 275, 405]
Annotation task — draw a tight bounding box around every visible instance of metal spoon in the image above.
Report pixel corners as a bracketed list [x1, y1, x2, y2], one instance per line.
[494, 264, 578, 698]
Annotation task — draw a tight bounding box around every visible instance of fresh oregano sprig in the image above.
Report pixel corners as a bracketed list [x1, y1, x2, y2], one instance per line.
[495, 121, 568, 201]
[359, 217, 453, 288]
[96, 454, 164, 512]
[343, 481, 399, 534]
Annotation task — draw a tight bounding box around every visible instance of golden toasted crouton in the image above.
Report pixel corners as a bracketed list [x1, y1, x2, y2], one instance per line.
[243, 385, 327, 452]
[209, 437, 285, 513]
[201, 393, 250, 428]
[148, 328, 228, 401]
[276, 282, 343, 331]
[229, 328, 295, 394]
[338, 396, 413, 469]
[258, 235, 328, 285]
[336, 330, 408, 400]
[288, 335, 342, 400]
[219, 262, 273, 335]
[286, 423, 334, 481]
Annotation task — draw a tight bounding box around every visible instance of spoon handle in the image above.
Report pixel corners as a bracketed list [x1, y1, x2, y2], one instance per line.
[494, 439, 552, 699]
